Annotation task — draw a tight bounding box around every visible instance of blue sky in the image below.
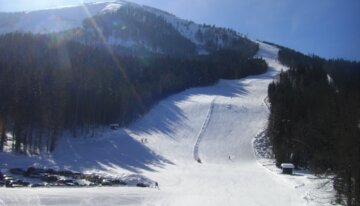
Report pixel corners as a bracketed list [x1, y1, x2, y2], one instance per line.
[0, 0, 359, 61]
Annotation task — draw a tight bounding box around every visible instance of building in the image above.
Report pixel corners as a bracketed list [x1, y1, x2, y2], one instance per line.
[110, 124, 120, 130]
[281, 163, 295, 175]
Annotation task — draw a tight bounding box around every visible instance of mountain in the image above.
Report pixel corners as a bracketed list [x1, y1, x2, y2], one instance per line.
[0, 0, 264, 154]
[0, 1, 358, 205]
[0, 1, 257, 56]
[0, 1, 117, 34]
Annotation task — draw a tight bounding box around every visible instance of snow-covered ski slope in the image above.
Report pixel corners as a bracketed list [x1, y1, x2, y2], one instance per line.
[0, 42, 331, 206]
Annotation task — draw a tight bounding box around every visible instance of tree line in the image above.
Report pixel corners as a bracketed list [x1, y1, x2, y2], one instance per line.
[267, 46, 360, 205]
[0, 33, 266, 154]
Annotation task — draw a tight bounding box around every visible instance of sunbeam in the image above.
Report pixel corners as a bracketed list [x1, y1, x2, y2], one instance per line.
[80, 2, 147, 114]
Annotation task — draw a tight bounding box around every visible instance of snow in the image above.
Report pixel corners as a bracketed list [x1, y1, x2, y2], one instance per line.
[281, 163, 295, 169]
[142, 5, 241, 53]
[0, 1, 129, 34]
[193, 98, 216, 162]
[101, 3, 123, 13]
[327, 74, 333, 84]
[0, 42, 338, 205]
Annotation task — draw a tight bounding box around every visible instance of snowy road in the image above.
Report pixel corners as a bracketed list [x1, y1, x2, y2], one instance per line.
[0, 42, 310, 206]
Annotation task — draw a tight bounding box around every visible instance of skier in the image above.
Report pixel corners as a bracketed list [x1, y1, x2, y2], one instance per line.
[228, 155, 231, 160]
[154, 181, 159, 189]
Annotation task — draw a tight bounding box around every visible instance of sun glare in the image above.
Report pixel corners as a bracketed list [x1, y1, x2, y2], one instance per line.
[80, 2, 146, 112]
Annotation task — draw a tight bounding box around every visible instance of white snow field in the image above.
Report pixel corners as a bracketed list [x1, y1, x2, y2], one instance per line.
[0, 42, 336, 206]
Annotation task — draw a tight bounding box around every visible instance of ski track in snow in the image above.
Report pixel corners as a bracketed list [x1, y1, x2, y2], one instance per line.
[0, 42, 338, 206]
[193, 98, 216, 162]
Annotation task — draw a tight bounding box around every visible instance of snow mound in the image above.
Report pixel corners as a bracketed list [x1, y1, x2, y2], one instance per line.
[101, 3, 123, 13]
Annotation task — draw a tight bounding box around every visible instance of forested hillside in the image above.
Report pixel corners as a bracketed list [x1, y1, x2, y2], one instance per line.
[67, 5, 197, 56]
[0, 33, 266, 154]
[267, 46, 360, 205]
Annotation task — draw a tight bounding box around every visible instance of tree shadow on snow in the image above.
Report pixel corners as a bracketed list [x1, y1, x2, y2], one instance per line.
[51, 130, 172, 173]
[129, 80, 249, 138]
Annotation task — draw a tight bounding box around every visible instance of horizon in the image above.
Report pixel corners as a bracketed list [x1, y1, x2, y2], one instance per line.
[0, 0, 359, 61]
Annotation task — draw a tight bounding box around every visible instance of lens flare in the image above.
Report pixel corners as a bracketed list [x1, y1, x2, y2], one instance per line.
[80, 2, 146, 114]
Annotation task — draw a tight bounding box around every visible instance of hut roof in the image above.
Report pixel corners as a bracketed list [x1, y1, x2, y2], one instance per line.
[280, 163, 295, 169]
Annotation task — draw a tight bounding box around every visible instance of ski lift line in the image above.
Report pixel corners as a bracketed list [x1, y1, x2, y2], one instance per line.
[193, 98, 216, 162]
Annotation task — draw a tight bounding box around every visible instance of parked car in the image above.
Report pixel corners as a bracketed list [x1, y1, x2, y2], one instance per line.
[41, 175, 58, 183]
[136, 183, 149, 187]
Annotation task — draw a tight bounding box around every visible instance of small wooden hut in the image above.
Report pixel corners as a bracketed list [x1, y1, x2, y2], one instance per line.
[281, 163, 295, 175]
[110, 124, 120, 130]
